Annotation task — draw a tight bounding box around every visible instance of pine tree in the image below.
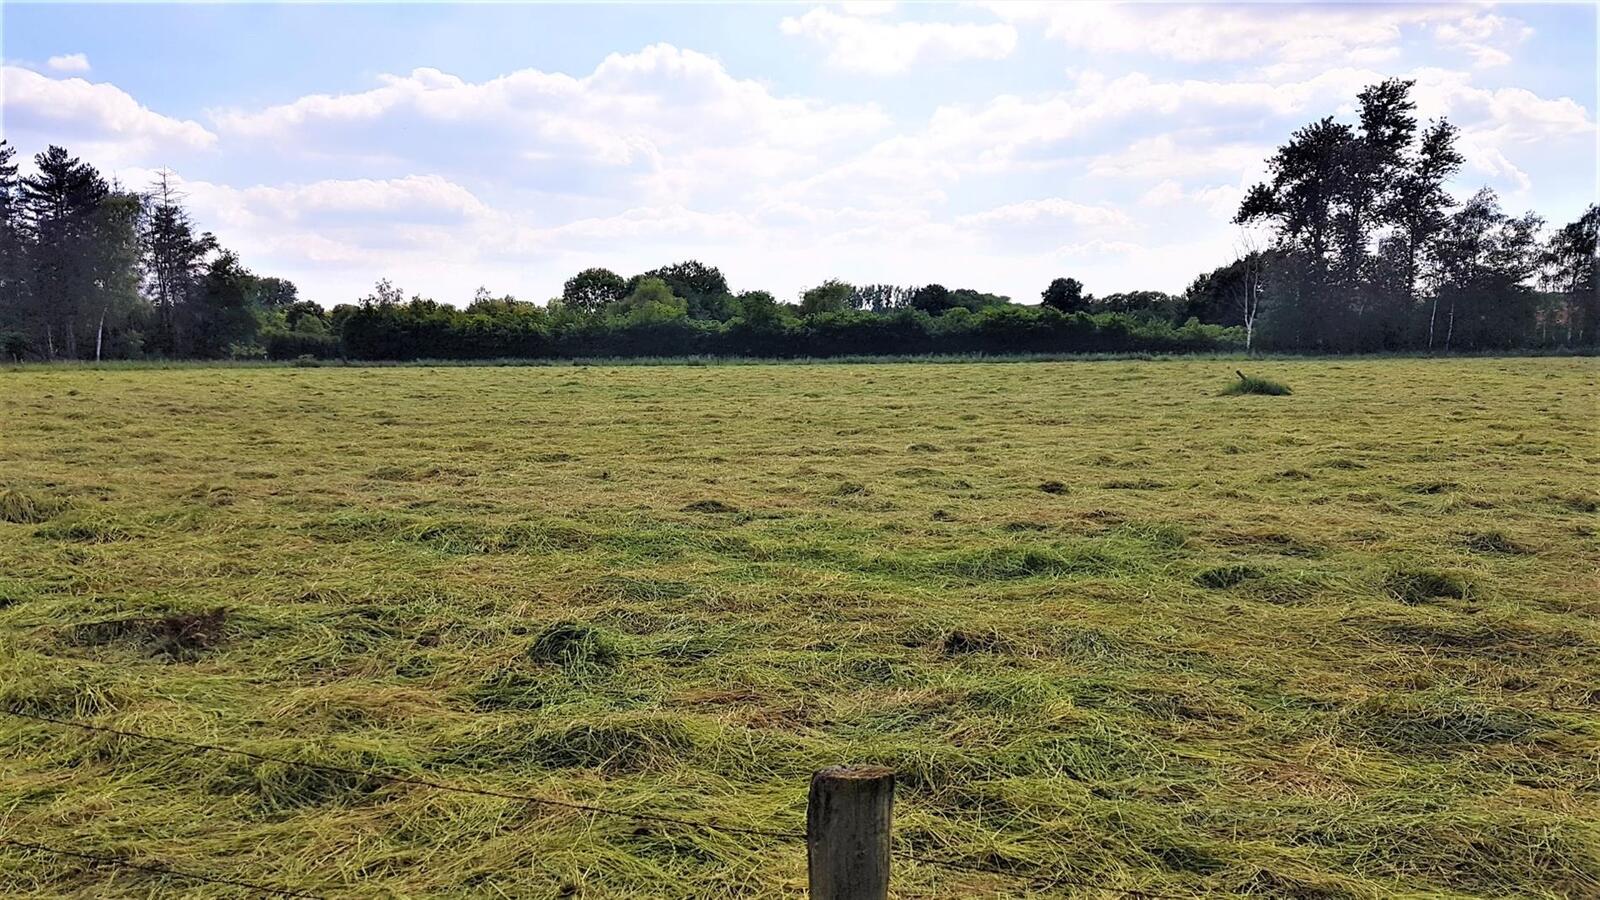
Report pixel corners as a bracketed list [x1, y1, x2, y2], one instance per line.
[143, 170, 218, 354]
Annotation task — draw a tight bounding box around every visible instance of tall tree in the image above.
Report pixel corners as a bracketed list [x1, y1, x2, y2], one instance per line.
[1389, 121, 1463, 304]
[143, 170, 217, 355]
[21, 146, 143, 359]
[1430, 189, 1543, 351]
[0, 141, 29, 348]
[186, 249, 259, 357]
[1541, 204, 1598, 345]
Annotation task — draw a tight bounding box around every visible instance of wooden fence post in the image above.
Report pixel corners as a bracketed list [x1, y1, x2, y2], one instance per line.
[807, 765, 895, 900]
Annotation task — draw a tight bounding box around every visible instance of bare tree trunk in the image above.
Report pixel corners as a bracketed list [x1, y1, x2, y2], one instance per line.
[95, 310, 105, 362]
[1427, 296, 1438, 350]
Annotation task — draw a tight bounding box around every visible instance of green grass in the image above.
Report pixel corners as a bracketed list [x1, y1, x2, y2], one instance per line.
[1, 357, 1597, 898]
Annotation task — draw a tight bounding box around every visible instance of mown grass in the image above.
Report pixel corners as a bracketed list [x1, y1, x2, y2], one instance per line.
[1, 357, 1596, 898]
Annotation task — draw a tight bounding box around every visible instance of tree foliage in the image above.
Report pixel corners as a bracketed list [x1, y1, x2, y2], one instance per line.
[0, 130, 1587, 363]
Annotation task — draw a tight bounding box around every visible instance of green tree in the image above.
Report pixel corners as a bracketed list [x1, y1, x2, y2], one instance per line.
[629, 260, 732, 319]
[254, 276, 299, 309]
[22, 146, 121, 358]
[562, 267, 627, 314]
[798, 279, 854, 316]
[616, 276, 687, 323]
[0, 142, 28, 344]
[187, 250, 260, 357]
[1541, 204, 1598, 345]
[1040, 277, 1087, 313]
[909, 283, 953, 314]
[1430, 189, 1543, 351]
[143, 170, 218, 355]
[734, 289, 787, 327]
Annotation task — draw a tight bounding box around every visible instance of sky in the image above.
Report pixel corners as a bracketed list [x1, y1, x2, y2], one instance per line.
[2, 1, 1595, 307]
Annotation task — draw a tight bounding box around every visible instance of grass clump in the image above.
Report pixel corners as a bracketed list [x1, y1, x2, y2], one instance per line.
[33, 513, 132, 543]
[1343, 693, 1548, 752]
[1222, 372, 1292, 396]
[1462, 530, 1532, 555]
[940, 628, 1014, 655]
[64, 607, 228, 661]
[1194, 564, 1263, 589]
[1383, 567, 1470, 604]
[526, 716, 701, 773]
[525, 620, 624, 672]
[0, 488, 64, 524]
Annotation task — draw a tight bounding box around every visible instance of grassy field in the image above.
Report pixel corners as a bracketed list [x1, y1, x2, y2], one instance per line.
[0, 357, 1596, 898]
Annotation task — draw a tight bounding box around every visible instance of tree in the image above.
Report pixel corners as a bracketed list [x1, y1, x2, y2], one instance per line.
[22, 146, 115, 358]
[630, 260, 731, 319]
[1237, 79, 1471, 351]
[1430, 189, 1543, 351]
[0, 142, 28, 343]
[144, 169, 218, 355]
[361, 278, 405, 308]
[909, 283, 953, 314]
[1389, 121, 1463, 303]
[562, 267, 627, 314]
[854, 284, 912, 312]
[254, 276, 299, 309]
[615, 276, 687, 323]
[1040, 277, 1088, 313]
[1542, 204, 1598, 345]
[187, 249, 260, 357]
[798, 279, 853, 316]
[734, 289, 788, 327]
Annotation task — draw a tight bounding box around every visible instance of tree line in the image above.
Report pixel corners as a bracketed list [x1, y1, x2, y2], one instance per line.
[1233, 78, 1596, 353]
[0, 143, 312, 362]
[0, 78, 1592, 362]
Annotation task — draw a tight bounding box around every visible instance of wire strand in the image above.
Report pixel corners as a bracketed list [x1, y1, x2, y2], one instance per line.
[0, 708, 804, 841]
[0, 837, 328, 899]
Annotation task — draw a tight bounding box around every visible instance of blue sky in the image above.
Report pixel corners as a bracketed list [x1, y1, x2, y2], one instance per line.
[3, 1, 1595, 306]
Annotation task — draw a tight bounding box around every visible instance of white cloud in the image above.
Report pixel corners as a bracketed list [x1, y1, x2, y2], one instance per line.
[957, 197, 1130, 230]
[211, 44, 888, 206]
[988, 2, 1525, 69]
[214, 44, 885, 152]
[1138, 179, 1246, 218]
[1434, 14, 1533, 68]
[0, 66, 215, 163]
[46, 53, 90, 73]
[1089, 135, 1269, 181]
[780, 6, 1016, 75]
[867, 68, 1370, 179]
[838, 1, 896, 16]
